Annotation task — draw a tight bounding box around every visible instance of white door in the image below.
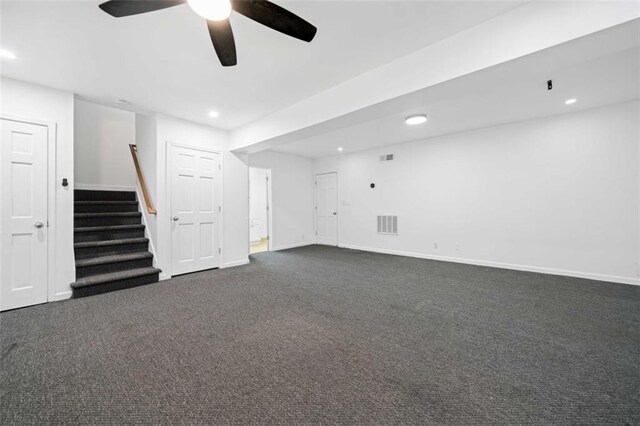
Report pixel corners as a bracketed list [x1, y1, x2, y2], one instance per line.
[315, 172, 338, 246]
[170, 145, 221, 275]
[1, 119, 48, 311]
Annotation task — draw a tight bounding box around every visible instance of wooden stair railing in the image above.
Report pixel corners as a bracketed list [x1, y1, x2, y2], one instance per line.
[129, 144, 156, 215]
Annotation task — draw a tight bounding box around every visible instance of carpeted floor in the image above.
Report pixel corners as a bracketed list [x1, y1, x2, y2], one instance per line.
[1, 245, 639, 425]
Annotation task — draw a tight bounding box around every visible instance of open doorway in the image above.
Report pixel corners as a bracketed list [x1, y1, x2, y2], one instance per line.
[249, 167, 271, 254]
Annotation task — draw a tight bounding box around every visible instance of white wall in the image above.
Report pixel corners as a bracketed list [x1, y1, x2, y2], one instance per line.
[249, 151, 314, 251]
[74, 100, 135, 190]
[314, 101, 640, 285]
[134, 114, 249, 277]
[133, 113, 160, 266]
[135, 113, 158, 244]
[1, 77, 75, 299]
[249, 167, 269, 240]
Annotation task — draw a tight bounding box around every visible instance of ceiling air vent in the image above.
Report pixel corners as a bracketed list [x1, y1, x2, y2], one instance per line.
[379, 154, 394, 162]
[377, 215, 398, 235]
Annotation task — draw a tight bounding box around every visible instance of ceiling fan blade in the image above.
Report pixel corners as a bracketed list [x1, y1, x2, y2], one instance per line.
[208, 19, 237, 67]
[231, 0, 317, 42]
[98, 0, 185, 18]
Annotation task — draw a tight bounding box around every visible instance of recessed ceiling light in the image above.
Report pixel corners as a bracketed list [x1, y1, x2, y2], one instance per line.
[565, 98, 577, 105]
[0, 48, 16, 60]
[405, 114, 427, 125]
[208, 110, 219, 118]
[337, 147, 343, 152]
[115, 99, 131, 105]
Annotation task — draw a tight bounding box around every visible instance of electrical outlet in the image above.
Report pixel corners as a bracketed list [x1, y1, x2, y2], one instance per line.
[433, 242, 438, 249]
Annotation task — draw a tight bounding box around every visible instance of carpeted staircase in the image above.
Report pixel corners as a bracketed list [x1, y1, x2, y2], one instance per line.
[71, 189, 161, 298]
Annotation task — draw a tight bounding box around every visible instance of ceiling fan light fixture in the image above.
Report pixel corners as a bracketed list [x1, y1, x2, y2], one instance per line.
[187, 0, 231, 21]
[98, 0, 317, 66]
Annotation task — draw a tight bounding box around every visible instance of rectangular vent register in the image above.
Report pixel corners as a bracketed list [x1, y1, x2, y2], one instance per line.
[377, 215, 398, 234]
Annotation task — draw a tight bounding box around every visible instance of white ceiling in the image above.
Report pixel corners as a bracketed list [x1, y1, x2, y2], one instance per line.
[0, 1, 523, 129]
[270, 20, 640, 159]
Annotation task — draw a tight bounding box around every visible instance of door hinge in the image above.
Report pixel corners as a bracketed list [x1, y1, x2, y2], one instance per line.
[218, 206, 221, 213]
[219, 248, 221, 254]
[219, 164, 222, 171]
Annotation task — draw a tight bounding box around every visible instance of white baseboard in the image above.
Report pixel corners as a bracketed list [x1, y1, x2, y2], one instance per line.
[54, 290, 72, 301]
[272, 242, 314, 252]
[75, 183, 136, 191]
[159, 272, 171, 281]
[222, 259, 250, 268]
[339, 244, 640, 286]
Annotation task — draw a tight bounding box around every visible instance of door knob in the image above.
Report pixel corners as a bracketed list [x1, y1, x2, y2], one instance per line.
[34, 221, 44, 229]
[173, 216, 179, 221]
[333, 212, 337, 215]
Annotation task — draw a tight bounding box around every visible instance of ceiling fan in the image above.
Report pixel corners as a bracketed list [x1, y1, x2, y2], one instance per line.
[98, 0, 317, 66]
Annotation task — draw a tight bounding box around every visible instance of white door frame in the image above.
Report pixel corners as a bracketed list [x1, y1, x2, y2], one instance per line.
[314, 171, 339, 246]
[248, 167, 273, 252]
[165, 141, 223, 277]
[266, 169, 273, 251]
[0, 115, 57, 305]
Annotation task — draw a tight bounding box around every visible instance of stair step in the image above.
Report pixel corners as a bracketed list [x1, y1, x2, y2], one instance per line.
[72, 266, 161, 286]
[74, 237, 149, 249]
[75, 252, 154, 279]
[75, 212, 141, 217]
[71, 267, 161, 298]
[74, 237, 149, 259]
[74, 212, 142, 227]
[76, 251, 153, 267]
[75, 201, 138, 205]
[74, 224, 145, 243]
[75, 189, 136, 202]
[75, 224, 145, 233]
[75, 200, 139, 213]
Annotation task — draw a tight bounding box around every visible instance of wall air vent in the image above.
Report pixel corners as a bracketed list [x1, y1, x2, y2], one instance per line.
[379, 154, 394, 162]
[377, 215, 398, 235]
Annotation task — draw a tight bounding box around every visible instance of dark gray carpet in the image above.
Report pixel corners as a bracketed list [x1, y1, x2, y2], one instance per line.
[2, 245, 639, 425]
